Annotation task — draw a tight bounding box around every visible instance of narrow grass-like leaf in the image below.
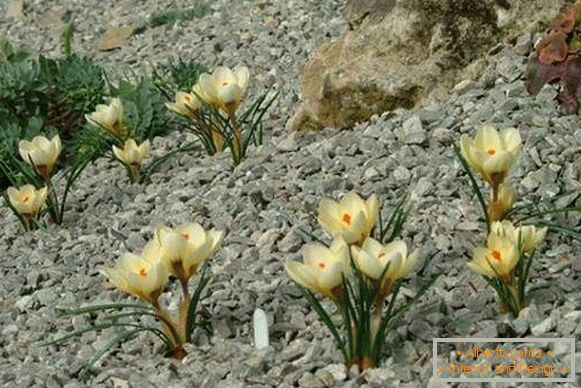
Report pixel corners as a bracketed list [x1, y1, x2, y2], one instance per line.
[55, 302, 152, 317]
[79, 328, 150, 378]
[298, 286, 346, 360]
[453, 144, 490, 233]
[185, 264, 212, 341]
[532, 221, 580, 242]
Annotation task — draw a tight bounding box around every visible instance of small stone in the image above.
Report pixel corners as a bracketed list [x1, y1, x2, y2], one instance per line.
[475, 320, 498, 338]
[514, 34, 532, 55]
[322, 364, 347, 382]
[398, 115, 426, 144]
[277, 231, 302, 253]
[531, 316, 556, 336]
[564, 310, 581, 323]
[414, 177, 434, 197]
[505, 83, 525, 98]
[496, 55, 522, 82]
[418, 108, 444, 124]
[364, 167, 379, 181]
[392, 166, 410, 182]
[365, 367, 396, 385]
[432, 127, 450, 143]
[2, 324, 18, 336]
[15, 295, 33, 312]
[277, 134, 299, 152]
[454, 79, 476, 93]
[110, 377, 130, 388]
[5, 0, 24, 20]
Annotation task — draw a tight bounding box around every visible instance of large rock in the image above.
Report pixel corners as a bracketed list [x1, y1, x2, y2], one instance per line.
[290, 0, 562, 131]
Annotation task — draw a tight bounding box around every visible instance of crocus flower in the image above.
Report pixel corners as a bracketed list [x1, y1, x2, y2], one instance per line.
[198, 66, 249, 116]
[489, 183, 516, 221]
[285, 237, 350, 301]
[491, 221, 547, 254]
[155, 223, 224, 282]
[100, 252, 169, 304]
[6, 184, 48, 217]
[18, 135, 61, 179]
[166, 91, 202, 118]
[351, 237, 419, 295]
[460, 126, 521, 190]
[467, 230, 520, 282]
[85, 98, 124, 137]
[318, 192, 379, 245]
[112, 139, 151, 169]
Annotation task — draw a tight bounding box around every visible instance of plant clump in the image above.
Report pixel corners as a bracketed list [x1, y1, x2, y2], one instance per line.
[47, 222, 224, 375]
[525, 2, 581, 114]
[456, 125, 579, 317]
[286, 191, 438, 370]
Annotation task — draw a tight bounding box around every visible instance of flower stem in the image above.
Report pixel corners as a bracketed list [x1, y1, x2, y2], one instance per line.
[178, 278, 192, 343]
[152, 300, 182, 349]
[228, 113, 244, 164]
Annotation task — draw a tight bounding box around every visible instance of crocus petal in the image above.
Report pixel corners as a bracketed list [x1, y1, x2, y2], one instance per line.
[318, 262, 344, 290]
[361, 237, 384, 258]
[234, 66, 250, 94]
[286, 262, 318, 292]
[318, 198, 343, 232]
[303, 243, 334, 268]
[354, 249, 384, 280]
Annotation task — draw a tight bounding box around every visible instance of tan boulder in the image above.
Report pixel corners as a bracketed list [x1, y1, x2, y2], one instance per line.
[290, 0, 562, 131]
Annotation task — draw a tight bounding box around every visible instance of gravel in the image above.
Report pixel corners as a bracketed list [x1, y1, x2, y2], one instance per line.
[1, 1, 581, 387]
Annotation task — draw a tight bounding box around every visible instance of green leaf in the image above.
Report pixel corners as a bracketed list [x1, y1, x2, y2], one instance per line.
[185, 264, 212, 342]
[55, 302, 152, 317]
[298, 286, 346, 361]
[453, 144, 490, 233]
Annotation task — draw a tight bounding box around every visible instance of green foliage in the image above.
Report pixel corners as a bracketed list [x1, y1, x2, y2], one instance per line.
[0, 38, 106, 189]
[376, 193, 412, 244]
[152, 57, 208, 99]
[112, 78, 169, 141]
[174, 90, 277, 165]
[149, 4, 212, 28]
[297, 257, 439, 369]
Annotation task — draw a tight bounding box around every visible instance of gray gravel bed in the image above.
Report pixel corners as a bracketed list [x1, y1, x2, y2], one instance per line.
[1, 1, 580, 387]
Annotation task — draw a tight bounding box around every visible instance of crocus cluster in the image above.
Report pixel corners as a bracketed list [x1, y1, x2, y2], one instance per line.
[100, 222, 223, 357]
[459, 126, 547, 316]
[286, 191, 423, 370]
[85, 98, 151, 182]
[460, 125, 521, 222]
[4, 135, 62, 230]
[166, 66, 251, 163]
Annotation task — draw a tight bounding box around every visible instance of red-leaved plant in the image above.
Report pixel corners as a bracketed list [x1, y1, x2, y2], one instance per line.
[525, 2, 581, 114]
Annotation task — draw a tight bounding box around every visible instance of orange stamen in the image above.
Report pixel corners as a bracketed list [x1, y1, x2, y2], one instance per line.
[181, 233, 190, 241]
[139, 268, 148, 277]
[491, 250, 502, 262]
[342, 213, 352, 225]
[318, 262, 326, 269]
[487, 149, 496, 155]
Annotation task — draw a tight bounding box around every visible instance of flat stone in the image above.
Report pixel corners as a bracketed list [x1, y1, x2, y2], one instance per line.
[97, 25, 138, 51]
